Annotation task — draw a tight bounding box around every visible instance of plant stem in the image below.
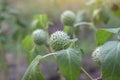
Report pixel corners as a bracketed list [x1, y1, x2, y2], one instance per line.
[74, 22, 92, 27]
[74, 22, 97, 31]
[42, 52, 57, 59]
[94, 77, 102, 80]
[41, 52, 65, 80]
[81, 67, 94, 80]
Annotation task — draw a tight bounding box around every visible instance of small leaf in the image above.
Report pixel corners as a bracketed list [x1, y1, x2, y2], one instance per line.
[99, 41, 120, 79]
[96, 28, 120, 44]
[103, 28, 120, 34]
[63, 26, 70, 33]
[22, 55, 44, 80]
[22, 35, 34, 52]
[99, 7, 111, 24]
[56, 48, 82, 80]
[34, 14, 47, 24]
[31, 20, 39, 29]
[22, 35, 34, 63]
[31, 14, 48, 29]
[102, 76, 120, 80]
[113, 9, 120, 19]
[106, 12, 120, 28]
[95, 29, 112, 46]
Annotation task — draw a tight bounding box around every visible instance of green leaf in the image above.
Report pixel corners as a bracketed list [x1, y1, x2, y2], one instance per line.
[31, 14, 48, 29]
[95, 29, 112, 46]
[99, 41, 120, 79]
[22, 36, 47, 63]
[22, 55, 44, 80]
[99, 7, 111, 24]
[56, 48, 82, 80]
[22, 35, 34, 52]
[103, 28, 120, 34]
[113, 9, 120, 19]
[31, 19, 38, 28]
[22, 35, 34, 63]
[63, 26, 70, 33]
[104, 9, 120, 28]
[106, 16, 120, 28]
[95, 28, 120, 45]
[102, 72, 120, 80]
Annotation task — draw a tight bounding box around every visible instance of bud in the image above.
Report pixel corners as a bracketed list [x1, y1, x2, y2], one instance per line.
[32, 29, 47, 45]
[92, 46, 102, 64]
[61, 10, 76, 26]
[50, 31, 71, 51]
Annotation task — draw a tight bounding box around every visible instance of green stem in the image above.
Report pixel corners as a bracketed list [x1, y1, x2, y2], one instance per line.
[81, 67, 94, 80]
[42, 52, 57, 59]
[90, 23, 97, 32]
[74, 22, 97, 31]
[74, 22, 92, 27]
[45, 23, 55, 53]
[42, 53, 64, 80]
[70, 26, 76, 38]
[44, 23, 51, 50]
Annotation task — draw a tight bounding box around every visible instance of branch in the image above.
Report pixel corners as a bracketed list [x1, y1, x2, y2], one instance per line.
[94, 77, 102, 80]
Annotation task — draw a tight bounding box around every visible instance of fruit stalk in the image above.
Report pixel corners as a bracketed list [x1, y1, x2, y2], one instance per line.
[81, 67, 94, 80]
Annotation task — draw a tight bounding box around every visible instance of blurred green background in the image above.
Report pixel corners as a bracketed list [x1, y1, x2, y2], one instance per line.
[2, 0, 88, 20]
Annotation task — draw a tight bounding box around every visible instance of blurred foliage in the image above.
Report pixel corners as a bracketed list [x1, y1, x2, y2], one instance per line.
[5, 0, 88, 20]
[88, 0, 120, 27]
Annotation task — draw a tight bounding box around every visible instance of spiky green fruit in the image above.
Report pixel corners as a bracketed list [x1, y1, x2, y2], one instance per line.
[92, 46, 102, 64]
[32, 29, 47, 45]
[61, 10, 76, 26]
[118, 30, 120, 40]
[50, 31, 71, 51]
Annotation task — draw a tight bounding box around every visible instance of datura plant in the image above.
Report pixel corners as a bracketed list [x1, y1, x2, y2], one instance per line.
[61, 10, 76, 26]
[22, 10, 120, 80]
[32, 29, 47, 45]
[49, 31, 71, 51]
